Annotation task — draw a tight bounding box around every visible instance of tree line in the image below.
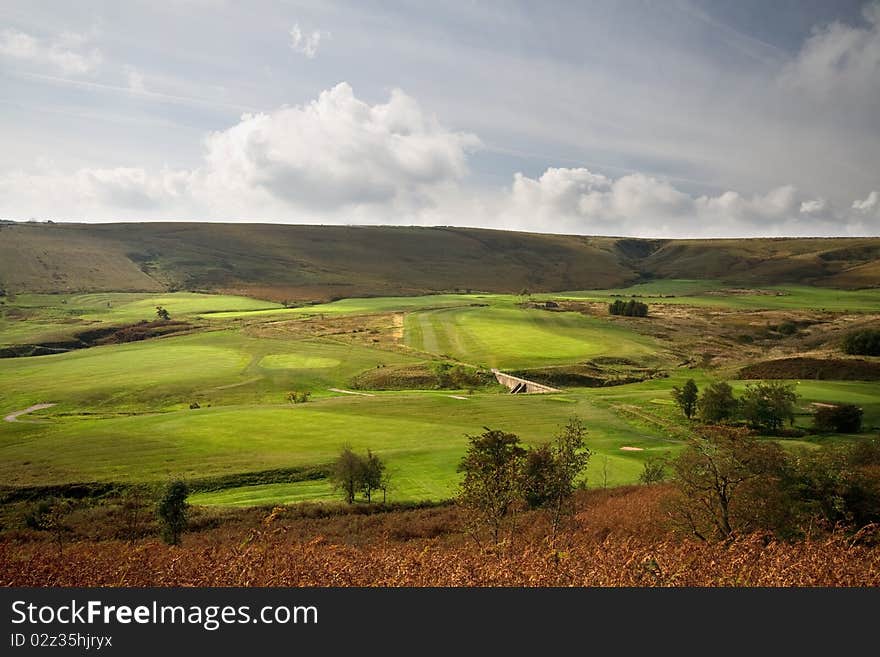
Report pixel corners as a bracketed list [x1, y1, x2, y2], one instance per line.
[671, 378, 862, 434]
[668, 425, 880, 541]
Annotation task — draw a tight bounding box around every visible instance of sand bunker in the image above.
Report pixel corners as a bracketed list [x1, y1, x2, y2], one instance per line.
[620, 446, 644, 452]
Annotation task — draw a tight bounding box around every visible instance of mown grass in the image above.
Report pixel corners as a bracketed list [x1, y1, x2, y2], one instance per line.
[2, 287, 878, 508]
[404, 303, 664, 369]
[0, 328, 423, 416]
[0, 385, 684, 495]
[554, 280, 880, 312]
[0, 292, 280, 345]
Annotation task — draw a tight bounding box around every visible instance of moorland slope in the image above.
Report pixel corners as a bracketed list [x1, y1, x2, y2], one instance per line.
[2, 222, 879, 300]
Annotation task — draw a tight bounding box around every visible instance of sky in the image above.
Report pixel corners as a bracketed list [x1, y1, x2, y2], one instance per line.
[0, 0, 878, 237]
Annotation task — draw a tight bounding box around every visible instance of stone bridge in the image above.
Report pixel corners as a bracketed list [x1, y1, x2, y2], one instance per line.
[491, 369, 560, 394]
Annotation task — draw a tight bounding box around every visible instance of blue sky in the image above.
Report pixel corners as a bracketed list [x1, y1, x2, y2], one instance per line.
[0, 0, 878, 236]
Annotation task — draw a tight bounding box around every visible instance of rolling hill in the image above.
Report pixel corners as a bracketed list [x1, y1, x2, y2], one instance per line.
[1, 221, 879, 301]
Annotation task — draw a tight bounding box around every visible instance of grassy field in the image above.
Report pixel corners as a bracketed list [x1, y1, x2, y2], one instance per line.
[0, 328, 423, 415]
[554, 280, 880, 312]
[204, 293, 493, 319]
[405, 304, 663, 369]
[1, 284, 879, 508]
[0, 292, 280, 345]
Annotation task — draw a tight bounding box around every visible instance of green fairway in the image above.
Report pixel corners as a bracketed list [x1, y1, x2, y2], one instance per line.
[0, 292, 280, 345]
[0, 328, 422, 415]
[203, 293, 507, 319]
[554, 280, 880, 312]
[405, 303, 663, 369]
[0, 387, 681, 493]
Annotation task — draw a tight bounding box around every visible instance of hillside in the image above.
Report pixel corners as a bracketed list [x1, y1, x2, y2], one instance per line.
[1, 222, 879, 300]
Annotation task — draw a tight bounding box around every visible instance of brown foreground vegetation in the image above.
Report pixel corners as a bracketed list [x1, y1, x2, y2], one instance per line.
[3, 486, 878, 587]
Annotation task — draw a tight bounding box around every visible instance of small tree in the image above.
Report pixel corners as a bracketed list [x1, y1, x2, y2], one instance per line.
[669, 426, 787, 540]
[672, 379, 699, 419]
[639, 458, 666, 484]
[156, 306, 170, 321]
[360, 450, 385, 503]
[157, 480, 188, 545]
[522, 444, 556, 509]
[521, 418, 591, 538]
[288, 390, 311, 404]
[457, 428, 526, 544]
[739, 381, 798, 433]
[697, 381, 738, 423]
[330, 446, 363, 504]
[813, 404, 863, 433]
[119, 487, 149, 544]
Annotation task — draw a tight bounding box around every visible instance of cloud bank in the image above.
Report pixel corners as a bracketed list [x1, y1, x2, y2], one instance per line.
[0, 82, 876, 237]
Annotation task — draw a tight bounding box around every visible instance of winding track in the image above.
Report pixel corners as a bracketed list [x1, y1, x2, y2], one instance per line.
[3, 403, 56, 422]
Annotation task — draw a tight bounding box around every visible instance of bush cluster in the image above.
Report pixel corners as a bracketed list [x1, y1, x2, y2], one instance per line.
[608, 299, 648, 317]
[842, 329, 880, 356]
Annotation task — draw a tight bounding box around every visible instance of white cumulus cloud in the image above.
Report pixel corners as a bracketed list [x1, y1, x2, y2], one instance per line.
[0, 82, 876, 236]
[0, 83, 481, 222]
[780, 2, 880, 101]
[0, 29, 101, 75]
[289, 23, 326, 59]
[500, 167, 877, 237]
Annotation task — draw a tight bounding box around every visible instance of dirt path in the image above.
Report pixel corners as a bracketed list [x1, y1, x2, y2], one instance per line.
[4, 403, 57, 422]
[328, 388, 375, 397]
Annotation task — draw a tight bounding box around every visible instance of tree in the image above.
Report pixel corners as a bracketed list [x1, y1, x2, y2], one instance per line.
[330, 446, 363, 504]
[521, 417, 591, 537]
[157, 480, 188, 545]
[359, 450, 386, 503]
[812, 404, 863, 433]
[669, 426, 788, 540]
[456, 428, 527, 544]
[155, 305, 170, 321]
[672, 379, 699, 419]
[119, 487, 149, 544]
[522, 444, 556, 509]
[739, 381, 798, 433]
[546, 417, 591, 535]
[697, 381, 738, 423]
[639, 458, 666, 484]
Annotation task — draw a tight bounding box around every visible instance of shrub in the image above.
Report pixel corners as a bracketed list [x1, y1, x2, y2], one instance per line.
[639, 458, 666, 484]
[774, 321, 798, 336]
[157, 481, 188, 545]
[288, 390, 311, 404]
[609, 299, 648, 317]
[813, 404, 863, 433]
[842, 329, 880, 356]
